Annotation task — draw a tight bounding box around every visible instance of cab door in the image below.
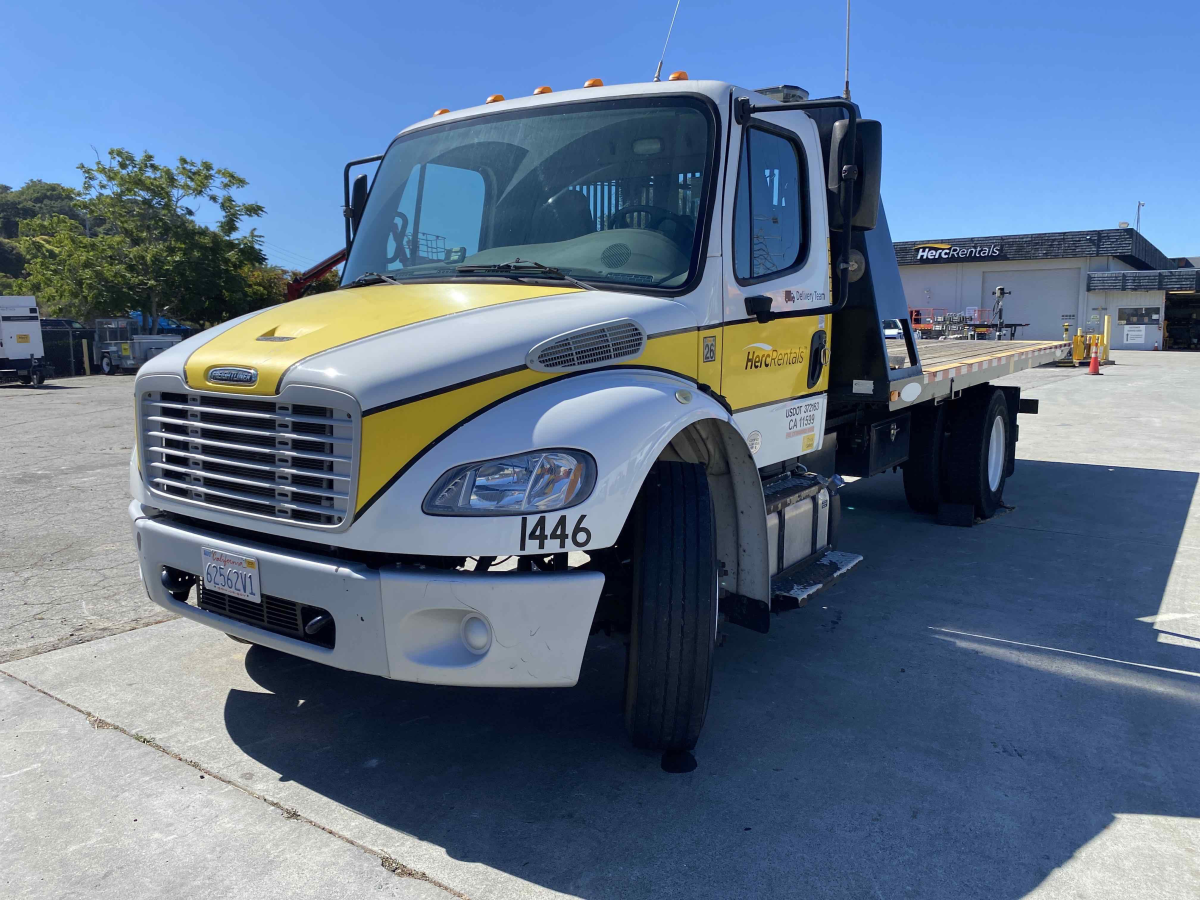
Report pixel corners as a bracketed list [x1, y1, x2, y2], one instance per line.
[720, 111, 831, 469]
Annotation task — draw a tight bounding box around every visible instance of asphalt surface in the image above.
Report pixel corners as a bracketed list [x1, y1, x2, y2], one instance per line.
[0, 376, 171, 663]
[2, 352, 1199, 899]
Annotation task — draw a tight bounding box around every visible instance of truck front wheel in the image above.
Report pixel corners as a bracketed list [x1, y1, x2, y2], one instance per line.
[943, 388, 1010, 519]
[624, 461, 717, 753]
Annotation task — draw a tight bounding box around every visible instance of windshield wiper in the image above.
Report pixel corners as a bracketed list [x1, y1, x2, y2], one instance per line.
[456, 259, 597, 291]
[344, 271, 404, 288]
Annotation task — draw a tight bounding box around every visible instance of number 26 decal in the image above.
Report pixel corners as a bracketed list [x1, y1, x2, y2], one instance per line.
[520, 514, 591, 551]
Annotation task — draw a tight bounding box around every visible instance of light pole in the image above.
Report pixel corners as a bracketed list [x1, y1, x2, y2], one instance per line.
[1135, 201, 1145, 232]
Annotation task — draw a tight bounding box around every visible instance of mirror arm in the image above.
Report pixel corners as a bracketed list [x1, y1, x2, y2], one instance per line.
[734, 98, 859, 316]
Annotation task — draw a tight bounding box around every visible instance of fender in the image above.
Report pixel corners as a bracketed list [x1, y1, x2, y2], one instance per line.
[351, 368, 771, 601]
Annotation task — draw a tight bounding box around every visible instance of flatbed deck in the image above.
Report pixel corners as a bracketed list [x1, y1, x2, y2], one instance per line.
[888, 339, 1070, 410]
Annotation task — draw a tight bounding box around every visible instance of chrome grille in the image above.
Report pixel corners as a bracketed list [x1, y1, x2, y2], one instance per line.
[529, 319, 646, 372]
[140, 388, 357, 529]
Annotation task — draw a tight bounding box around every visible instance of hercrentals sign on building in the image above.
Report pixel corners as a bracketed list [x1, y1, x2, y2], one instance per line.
[904, 242, 1007, 264]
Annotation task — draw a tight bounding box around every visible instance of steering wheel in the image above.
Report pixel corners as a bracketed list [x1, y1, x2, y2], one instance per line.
[386, 212, 410, 266]
[606, 204, 690, 233]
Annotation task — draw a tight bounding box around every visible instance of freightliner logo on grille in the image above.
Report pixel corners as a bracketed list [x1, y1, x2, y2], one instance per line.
[208, 366, 258, 386]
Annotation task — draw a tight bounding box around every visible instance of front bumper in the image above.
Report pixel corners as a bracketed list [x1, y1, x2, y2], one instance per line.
[129, 501, 605, 687]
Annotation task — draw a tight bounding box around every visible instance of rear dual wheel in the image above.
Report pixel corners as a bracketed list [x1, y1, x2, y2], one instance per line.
[904, 388, 1011, 520]
[624, 461, 718, 753]
[943, 388, 1010, 519]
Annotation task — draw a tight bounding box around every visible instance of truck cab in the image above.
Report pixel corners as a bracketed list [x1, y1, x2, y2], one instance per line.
[129, 77, 1057, 753]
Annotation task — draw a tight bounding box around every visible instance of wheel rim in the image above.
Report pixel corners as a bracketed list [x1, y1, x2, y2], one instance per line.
[987, 414, 1006, 492]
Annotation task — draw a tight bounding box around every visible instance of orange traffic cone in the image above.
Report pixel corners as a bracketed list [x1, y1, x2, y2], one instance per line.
[1088, 341, 1101, 375]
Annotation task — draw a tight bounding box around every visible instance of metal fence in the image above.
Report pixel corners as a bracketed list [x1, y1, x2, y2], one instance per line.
[40, 328, 95, 378]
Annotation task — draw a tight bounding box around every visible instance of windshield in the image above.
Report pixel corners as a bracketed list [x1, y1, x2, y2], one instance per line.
[343, 96, 715, 291]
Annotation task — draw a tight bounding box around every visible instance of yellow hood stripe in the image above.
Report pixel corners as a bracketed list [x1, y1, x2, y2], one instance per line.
[355, 330, 700, 514]
[185, 282, 580, 395]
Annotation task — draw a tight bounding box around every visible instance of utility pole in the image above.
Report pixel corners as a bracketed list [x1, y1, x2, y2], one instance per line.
[1135, 201, 1145, 232]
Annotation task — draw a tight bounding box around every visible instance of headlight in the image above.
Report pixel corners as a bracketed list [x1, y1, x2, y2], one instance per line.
[422, 450, 596, 516]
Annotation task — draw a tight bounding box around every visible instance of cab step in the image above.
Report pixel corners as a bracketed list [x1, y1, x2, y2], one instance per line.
[770, 549, 863, 613]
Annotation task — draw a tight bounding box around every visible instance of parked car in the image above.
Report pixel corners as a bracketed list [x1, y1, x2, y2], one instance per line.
[41, 318, 89, 330]
[882, 318, 903, 339]
[126, 311, 195, 336]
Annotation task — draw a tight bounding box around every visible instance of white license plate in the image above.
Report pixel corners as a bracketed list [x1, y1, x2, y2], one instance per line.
[201, 547, 261, 604]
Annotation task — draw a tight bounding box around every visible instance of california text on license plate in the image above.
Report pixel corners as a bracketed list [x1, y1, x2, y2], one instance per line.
[201, 547, 261, 603]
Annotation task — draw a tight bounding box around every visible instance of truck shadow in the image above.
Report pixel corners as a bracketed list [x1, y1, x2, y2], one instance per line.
[222, 460, 1200, 899]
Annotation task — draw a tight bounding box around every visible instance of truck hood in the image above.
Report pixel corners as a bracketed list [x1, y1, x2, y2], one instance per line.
[137, 281, 707, 519]
[169, 282, 700, 409]
[180, 282, 580, 397]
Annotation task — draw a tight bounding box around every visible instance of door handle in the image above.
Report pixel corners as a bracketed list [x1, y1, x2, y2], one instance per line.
[744, 295, 774, 324]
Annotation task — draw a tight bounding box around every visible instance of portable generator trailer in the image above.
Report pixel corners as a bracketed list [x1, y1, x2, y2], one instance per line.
[93, 318, 182, 375]
[0, 296, 54, 385]
[127, 77, 1067, 754]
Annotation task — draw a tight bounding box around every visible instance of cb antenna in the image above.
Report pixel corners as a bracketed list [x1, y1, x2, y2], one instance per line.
[842, 0, 852, 99]
[652, 0, 682, 82]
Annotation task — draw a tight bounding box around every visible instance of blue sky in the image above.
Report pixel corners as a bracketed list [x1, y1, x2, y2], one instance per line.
[2, 0, 1197, 266]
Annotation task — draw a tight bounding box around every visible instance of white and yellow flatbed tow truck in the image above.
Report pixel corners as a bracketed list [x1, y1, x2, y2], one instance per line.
[129, 76, 1067, 753]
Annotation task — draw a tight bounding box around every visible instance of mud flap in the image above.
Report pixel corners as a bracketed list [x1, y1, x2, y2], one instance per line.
[720, 592, 771, 634]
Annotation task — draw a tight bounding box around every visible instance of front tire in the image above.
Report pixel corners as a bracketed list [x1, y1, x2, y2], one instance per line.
[624, 461, 718, 753]
[943, 388, 1010, 519]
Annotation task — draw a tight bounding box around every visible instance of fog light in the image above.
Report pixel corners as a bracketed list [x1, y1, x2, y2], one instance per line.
[460, 614, 491, 655]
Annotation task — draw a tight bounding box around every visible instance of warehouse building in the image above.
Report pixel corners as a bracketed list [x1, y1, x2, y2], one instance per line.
[893, 229, 1200, 350]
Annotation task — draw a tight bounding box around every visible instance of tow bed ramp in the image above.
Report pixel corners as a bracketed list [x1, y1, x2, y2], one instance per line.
[890, 339, 1069, 410]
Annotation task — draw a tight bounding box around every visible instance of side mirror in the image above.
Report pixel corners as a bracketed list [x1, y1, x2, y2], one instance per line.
[349, 173, 369, 238]
[744, 295, 774, 324]
[827, 118, 882, 231]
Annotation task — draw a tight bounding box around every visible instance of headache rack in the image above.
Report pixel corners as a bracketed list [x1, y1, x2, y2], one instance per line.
[139, 386, 358, 530]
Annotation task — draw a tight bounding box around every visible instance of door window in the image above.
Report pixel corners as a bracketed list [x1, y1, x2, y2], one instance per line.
[733, 128, 806, 281]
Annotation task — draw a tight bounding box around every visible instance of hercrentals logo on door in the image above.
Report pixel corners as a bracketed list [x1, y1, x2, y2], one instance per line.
[914, 242, 1003, 261]
[744, 343, 806, 370]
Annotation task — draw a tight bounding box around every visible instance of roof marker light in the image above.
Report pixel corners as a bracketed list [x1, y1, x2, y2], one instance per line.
[485, 94, 504, 104]
[533, 86, 553, 95]
[668, 70, 688, 81]
[433, 108, 450, 116]
[583, 78, 604, 88]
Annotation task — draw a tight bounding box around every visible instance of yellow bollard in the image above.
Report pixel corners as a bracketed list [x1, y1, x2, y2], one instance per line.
[1102, 314, 1111, 361]
[82, 339, 91, 376]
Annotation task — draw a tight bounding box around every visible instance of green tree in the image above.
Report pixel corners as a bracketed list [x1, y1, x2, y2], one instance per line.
[0, 237, 24, 279]
[18, 149, 267, 330]
[0, 180, 83, 239]
[236, 265, 341, 314]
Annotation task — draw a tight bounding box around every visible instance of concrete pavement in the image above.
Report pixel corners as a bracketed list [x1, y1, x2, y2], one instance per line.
[2, 351, 1199, 898]
[0, 675, 452, 899]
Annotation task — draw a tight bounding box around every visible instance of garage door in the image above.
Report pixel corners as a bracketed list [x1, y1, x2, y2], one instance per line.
[981, 268, 1080, 341]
